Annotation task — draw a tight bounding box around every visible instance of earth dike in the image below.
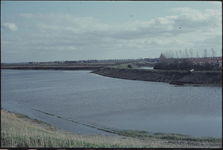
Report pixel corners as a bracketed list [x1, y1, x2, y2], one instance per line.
[92, 67, 222, 85]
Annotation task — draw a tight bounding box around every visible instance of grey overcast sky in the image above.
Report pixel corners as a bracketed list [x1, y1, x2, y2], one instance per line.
[1, 1, 222, 63]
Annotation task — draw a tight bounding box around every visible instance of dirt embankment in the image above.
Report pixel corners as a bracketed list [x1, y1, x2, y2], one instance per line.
[92, 67, 222, 85]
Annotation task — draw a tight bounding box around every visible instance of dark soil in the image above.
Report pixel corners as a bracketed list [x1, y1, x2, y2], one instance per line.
[92, 67, 222, 85]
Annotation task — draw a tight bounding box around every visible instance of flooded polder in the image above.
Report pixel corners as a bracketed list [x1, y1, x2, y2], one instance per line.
[1, 70, 222, 138]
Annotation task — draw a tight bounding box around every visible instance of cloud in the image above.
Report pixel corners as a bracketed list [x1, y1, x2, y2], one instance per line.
[17, 9, 220, 40]
[2, 22, 18, 31]
[170, 7, 221, 29]
[1, 6, 222, 63]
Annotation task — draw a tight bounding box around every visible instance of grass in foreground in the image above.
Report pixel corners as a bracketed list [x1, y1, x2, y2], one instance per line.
[1, 109, 222, 148]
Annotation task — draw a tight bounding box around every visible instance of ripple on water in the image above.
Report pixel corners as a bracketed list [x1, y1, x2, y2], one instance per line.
[1, 70, 222, 138]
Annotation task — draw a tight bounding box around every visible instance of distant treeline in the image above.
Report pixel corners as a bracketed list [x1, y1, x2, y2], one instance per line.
[154, 59, 221, 71]
[28, 58, 148, 64]
[154, 48, 222, 71]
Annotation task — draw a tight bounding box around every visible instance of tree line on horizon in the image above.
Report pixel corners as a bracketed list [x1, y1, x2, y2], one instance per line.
[154, 48, 222, 71]
[159, 48, 220, 59]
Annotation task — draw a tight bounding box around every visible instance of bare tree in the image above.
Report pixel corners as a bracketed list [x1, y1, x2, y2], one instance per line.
[164, 51, 170, 59]
[166, 50, 174, 59]
[170, 50, 175, 58]
[185, 48, 189, 58]
[189, 48, 193, 58]
[211, 48, 216, 57]
[167, 50, 175, 63]
[203, 49, 208, 58]
[179, 49, 184, 58]
[196, 51, 199, 58]
[203, 49, 209, 63]
[175, 50, 179, 58]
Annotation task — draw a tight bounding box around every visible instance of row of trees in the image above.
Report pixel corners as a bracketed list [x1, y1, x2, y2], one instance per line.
[154, 59, 221, 71]
[160, 48, 218, 60]
[98, 58, 143, 62]
[155, 48, 222, 71]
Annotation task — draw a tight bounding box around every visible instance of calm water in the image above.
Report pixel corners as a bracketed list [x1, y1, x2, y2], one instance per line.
[1, 70, 222, 138]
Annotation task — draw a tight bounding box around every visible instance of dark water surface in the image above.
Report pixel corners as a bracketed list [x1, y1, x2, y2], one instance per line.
[1, 70, 222, 138]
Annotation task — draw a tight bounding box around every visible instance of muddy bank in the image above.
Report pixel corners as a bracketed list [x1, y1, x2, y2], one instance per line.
[92, 67, 222, 85]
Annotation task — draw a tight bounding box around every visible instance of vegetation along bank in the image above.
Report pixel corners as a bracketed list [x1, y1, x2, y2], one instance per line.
[2, 109, 221, 148]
